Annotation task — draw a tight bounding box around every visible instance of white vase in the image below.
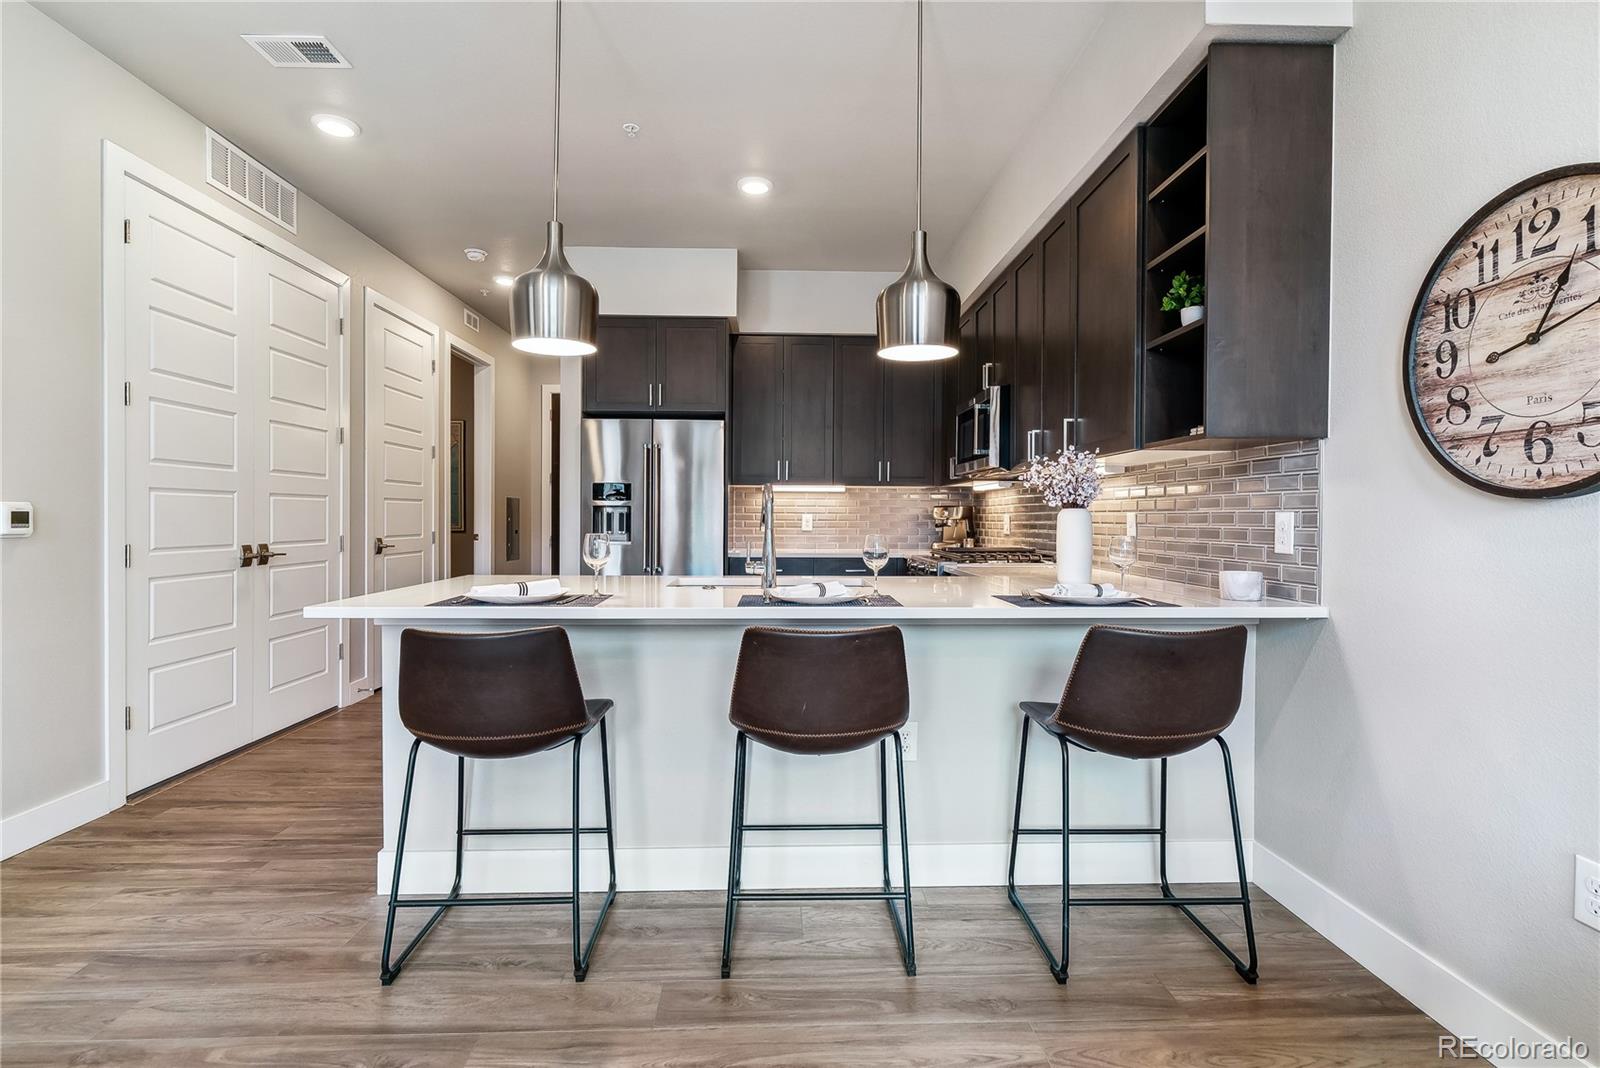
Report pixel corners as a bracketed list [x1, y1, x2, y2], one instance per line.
[1055, 507, 1092, 585]
[1180, 305, 1204, 326]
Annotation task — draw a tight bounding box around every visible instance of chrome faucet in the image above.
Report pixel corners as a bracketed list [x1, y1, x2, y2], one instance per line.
[761, 482, 776, 596]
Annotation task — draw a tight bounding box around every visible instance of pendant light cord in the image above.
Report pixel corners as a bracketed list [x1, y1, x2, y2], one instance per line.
[552, 0, 563, 223]
[915, 0, 923, 232]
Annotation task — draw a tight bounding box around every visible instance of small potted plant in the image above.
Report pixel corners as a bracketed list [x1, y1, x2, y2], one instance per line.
[1020, 446, 1101, 585]
[1162, 270, 1205, 326]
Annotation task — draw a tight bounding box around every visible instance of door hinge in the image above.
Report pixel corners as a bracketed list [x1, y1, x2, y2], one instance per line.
[123, 219, 132, 244]
[337, 642, 344, 662]
[124, 705, 132, 731]
[430, 444, 436, 459]
[336, 426, 345, 444]
[338, 533, 345, 551]
[124, 544, 132, 568]
[123, 381, 131, 406]
[431, 531, 437, 545]
[431, 359, 437, 374]
[338, 317, 345, 336]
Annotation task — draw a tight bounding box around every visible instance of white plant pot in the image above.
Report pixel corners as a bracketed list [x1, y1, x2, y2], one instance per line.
[1055, 507, 1093, 585]
[1180, 305, 1204, 326]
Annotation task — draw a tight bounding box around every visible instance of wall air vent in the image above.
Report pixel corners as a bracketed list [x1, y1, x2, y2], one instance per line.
[205, 129, 298, 233]
[241, 34, 351, 68]
[463, 307, 482, 332]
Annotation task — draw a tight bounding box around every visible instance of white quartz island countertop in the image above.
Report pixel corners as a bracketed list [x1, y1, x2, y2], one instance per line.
[305, 571, 1327, 625]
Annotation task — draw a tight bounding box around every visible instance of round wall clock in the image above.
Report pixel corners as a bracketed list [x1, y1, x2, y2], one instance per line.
[1405, 163, 1600, 498]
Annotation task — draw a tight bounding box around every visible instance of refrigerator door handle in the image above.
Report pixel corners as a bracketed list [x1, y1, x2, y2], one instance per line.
[653, 442, 664, 573]
[642, 440, 653, 572]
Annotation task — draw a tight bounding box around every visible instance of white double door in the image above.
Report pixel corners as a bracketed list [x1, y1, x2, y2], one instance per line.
[123, 178, 343, 792]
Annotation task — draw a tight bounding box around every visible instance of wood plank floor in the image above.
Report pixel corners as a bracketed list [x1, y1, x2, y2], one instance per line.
[1, 696, 1448, 1066]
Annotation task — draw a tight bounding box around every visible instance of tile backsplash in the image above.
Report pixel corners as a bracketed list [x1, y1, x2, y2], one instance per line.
[971, 440, 1322, 603]
[728, 486, 975, 556]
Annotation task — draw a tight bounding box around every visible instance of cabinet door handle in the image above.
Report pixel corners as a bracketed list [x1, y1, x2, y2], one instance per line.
[658, 381, 664, 406]
[877, 460, 882, 482]
[886, 460, 891, 482]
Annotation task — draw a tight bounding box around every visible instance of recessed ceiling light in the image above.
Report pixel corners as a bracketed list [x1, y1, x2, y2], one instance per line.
[312, 113, 360, 138]
[464, 248, 488, 263]
[493, 274, 515, 287]
[738, 176, 773, 197]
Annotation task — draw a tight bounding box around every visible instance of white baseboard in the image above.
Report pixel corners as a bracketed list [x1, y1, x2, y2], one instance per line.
[0, 779, 117, 860]
[1254, 844, 1593, 1068]
[378, 837, 1252, 895]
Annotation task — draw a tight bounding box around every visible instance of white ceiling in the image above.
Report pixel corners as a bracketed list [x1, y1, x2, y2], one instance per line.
[40, 1, 1107, 329]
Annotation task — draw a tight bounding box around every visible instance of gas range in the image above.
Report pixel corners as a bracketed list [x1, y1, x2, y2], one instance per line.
[907, 545, 1049, 575]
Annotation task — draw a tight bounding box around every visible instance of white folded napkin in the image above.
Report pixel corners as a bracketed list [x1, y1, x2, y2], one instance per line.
[467, 578, 563, 600]
[777, 581, 850, 600]
[1047, 582, 1125, 599]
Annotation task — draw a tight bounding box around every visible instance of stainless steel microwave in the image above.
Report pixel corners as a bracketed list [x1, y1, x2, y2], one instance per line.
[951, 381, 1013, 479]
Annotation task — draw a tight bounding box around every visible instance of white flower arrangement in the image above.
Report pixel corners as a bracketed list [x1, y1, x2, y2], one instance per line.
[1021, 447, 1102, 510]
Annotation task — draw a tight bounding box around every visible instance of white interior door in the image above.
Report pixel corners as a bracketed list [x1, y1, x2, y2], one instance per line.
[124, 180, 257, 791]
[253, 256, 342, 736]
[365, 295, 437, 681]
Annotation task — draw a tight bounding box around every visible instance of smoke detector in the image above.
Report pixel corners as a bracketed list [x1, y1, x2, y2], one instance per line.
[241, 35, 351, 69]
[464, 248, 488, 263]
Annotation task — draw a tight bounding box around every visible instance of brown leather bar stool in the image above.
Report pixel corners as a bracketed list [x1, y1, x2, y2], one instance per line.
[720, 625, 915, 977]
[381, 627, 617, 984]
[1007, 624, 1257, 984]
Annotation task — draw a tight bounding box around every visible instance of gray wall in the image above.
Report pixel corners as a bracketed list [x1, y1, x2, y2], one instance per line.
[1256, 0, 1599, 1050]
[0, 3, 558, 822]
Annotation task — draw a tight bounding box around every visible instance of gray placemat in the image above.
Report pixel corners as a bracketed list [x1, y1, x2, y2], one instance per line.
[736, 593, 903, 608]
[428, 593, 614, 608]
[994, 594, 1176, 609]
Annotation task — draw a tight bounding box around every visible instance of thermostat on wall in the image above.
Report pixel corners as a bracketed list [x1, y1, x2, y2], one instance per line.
[1, 502, 34, 537]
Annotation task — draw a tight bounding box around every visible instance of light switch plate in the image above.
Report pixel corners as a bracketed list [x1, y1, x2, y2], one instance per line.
[1126, 512, 1137, 536]
[801, 513, 814, 532]
[1576, 855, 1600, 931]
[1273, 511, 1295, 554]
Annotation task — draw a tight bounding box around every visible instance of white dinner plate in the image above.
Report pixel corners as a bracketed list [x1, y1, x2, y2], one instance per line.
[1031, 588, 1139, 606]
[470, 587, 571, 605]
[766, 588, 863, 605]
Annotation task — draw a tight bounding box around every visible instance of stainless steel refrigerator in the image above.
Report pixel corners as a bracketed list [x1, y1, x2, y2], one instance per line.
[579, 418, 725, 576]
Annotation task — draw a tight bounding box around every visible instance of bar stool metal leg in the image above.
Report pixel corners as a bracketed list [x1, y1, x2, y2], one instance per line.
[719, 731, 748, 979]
[1006, 716, 1069, 982]
[570, 724, 620, 982]
[889, 730, 916, 975]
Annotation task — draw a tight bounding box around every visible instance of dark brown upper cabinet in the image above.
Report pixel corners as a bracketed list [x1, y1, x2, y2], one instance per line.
[1072, 129, 1142, 456]
[1140, 44, 1332, 448]
[582, 316, 730, 416]
[728, 335, 782, 484]
[1011, 243, 1045, 463]
[728, 334, 833, 484]
[836, 337, 940, 486]
[1040, 215, 1075, 460]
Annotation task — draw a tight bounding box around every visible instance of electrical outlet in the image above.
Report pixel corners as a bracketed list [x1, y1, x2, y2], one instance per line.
[1576, 856, 1600, 932]
[1002, 514, 1012, 536]
[801, 513, 814, 532]
[1273, 511, 1295, 554]
[899, 722, 918, 762]
[1126, 512, 1137, 536]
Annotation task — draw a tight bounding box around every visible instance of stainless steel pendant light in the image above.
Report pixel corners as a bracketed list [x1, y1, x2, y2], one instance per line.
[876, 0, 958, 362]
[511, 0, 598, 356]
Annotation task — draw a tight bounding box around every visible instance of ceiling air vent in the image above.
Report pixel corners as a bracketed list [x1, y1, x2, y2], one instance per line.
[463, 307, 482, 332]
[241, 34, 351, 68]
[205, 129, 298, 233]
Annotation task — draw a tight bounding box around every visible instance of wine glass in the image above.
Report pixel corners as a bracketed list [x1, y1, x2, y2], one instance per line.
[581, 533, 612, 595]
[1108, 535, 1137, 590]
[862, 534, 889, 595]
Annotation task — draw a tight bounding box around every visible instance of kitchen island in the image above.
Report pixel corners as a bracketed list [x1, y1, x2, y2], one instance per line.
[306, 574, 1324, 895]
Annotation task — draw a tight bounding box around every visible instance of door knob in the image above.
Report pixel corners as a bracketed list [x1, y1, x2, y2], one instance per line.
[239, 544, 258, 568]
[256, 542, 286, 563]
[374, 536, 394, 555]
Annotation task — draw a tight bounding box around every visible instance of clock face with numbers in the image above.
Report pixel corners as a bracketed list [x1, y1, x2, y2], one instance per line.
[1405, 164, 1600, 498]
